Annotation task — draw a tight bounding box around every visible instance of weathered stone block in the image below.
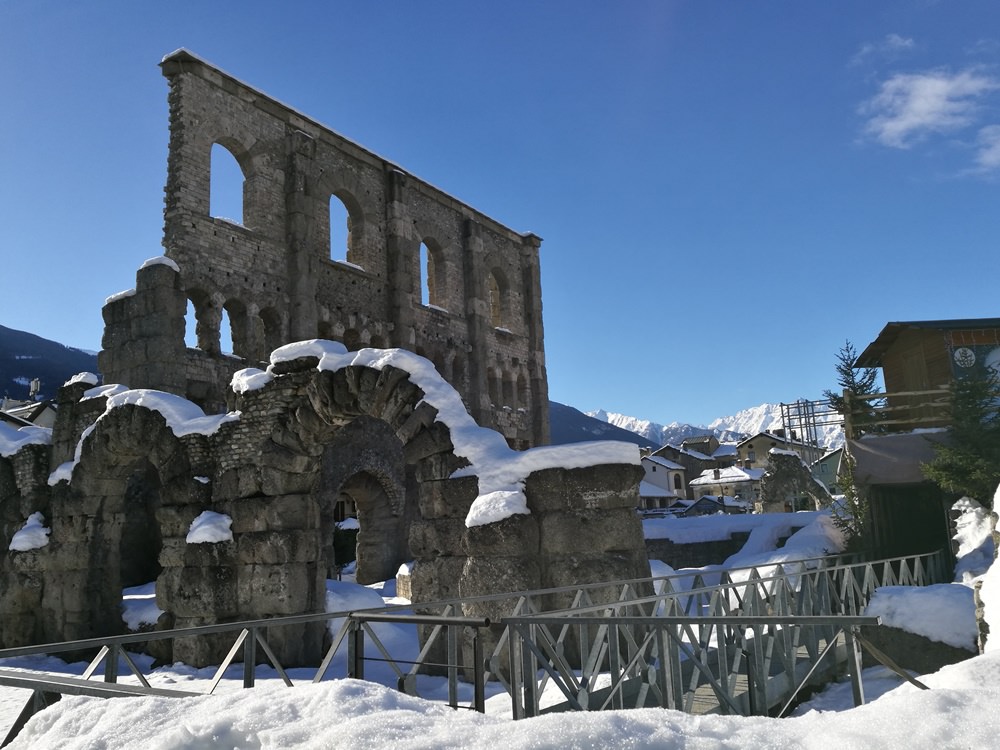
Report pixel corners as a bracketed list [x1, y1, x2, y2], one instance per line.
[463, 513, 538, 557]
[409, 556, 467, 604]
[417, 476, 478, 520]
[408, 519, 467, 558]
[537, 507, 644, 553]
[235, 562, 318, 614]
[234, 530, 319, 565]
[158, 565, 238, 618]
[524, 464, 643, 514]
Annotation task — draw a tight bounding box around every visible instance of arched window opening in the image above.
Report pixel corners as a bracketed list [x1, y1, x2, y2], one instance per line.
[219, 308, 234, 355]
[184, 299, 199, 349]
[185, 291, 217, 352]
[487, 269, 509, 329]
[330, 196, 352, 262]
[674, 474, 683, 490]
[327, 471, 400, 585]
[318, 320, 334, 340]
[210, 143, 245, 225]
[120, 461, 162, 589]
[420, 242, 436, 307]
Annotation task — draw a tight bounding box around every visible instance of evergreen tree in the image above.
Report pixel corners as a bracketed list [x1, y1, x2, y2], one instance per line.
[922, 366, 1000, 508]
[832, 448, 871, 552]
[822, 340, 883, 437]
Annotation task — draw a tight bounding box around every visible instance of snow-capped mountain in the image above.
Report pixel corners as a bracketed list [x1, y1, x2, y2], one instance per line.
[587, 404, 843, 450]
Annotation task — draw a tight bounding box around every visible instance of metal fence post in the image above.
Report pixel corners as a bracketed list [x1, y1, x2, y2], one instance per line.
[243, 628, 257, 688]
[844, 626, 865, 707]
[472, 627, 485, 713]
[104, 644, 119, 684]
[347, 618, 365, 680]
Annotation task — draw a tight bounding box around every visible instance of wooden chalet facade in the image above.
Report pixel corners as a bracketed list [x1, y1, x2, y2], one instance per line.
[849, 318, 1000, 561]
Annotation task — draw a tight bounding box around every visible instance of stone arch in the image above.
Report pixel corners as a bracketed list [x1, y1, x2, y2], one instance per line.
[314, 414, 409, 585]
[50, 404, 192, 641]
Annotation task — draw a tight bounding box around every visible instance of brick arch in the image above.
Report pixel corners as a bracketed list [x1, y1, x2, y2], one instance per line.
[49, 404, 193, 643]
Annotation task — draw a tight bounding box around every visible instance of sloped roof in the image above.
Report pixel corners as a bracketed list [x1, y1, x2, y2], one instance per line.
[639, 480, 675, 498]
[643, 455, 685, 471]
[856, 318, 1000, 367]
[689, 466, 765, 485]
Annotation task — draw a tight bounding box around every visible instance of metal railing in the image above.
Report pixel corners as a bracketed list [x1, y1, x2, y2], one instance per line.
[0, 548, 948, 743]
[503, 614, 882, 718]
[0, 609, 490, 747]
[497, 549, 947, 718]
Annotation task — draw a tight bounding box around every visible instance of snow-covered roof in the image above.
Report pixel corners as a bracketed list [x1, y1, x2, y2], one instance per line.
[689, 465, 764, 486]
[642, 455, 684, 471]
[712, 443, 738, 458]
[639, 480, 674, 498]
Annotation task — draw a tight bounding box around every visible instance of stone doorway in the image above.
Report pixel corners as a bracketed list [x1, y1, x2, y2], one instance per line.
[331, 470, 405, 585]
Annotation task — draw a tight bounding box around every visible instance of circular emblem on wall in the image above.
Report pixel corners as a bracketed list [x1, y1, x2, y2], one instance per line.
[953, 347, 976, 368]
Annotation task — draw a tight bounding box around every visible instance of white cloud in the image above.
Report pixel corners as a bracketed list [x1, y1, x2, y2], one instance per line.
[850, 33, 915, 67]
[860, 68, 999, 148]
[973, 124, 1000, 171]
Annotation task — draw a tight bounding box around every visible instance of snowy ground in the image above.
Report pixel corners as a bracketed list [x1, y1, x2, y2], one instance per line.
[1, 501, 998, 748]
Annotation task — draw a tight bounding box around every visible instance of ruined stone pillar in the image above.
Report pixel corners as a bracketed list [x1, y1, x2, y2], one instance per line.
[385, 168, 416, 349]
[286, 129, 319, 342]
[519, 233, 549, 446]
[462, 220, 490, 427]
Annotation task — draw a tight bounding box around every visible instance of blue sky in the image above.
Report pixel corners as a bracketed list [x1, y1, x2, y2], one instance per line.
[2, 1, 998, 427]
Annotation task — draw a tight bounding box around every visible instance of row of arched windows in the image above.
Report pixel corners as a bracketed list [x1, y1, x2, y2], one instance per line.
[210, 143, 516, 332]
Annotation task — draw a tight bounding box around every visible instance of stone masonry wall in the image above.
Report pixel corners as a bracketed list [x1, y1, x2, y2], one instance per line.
[100, 49, 548, 448]
[0, 355, 644, 668]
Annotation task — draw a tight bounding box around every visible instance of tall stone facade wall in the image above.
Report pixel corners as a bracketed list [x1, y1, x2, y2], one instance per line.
[99, 49, 548, 449]
[0, 343, 647, 667]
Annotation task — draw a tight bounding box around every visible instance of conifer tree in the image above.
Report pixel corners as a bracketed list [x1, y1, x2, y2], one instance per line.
[823, 340, 883, 437]
[922, 366, 1000, 508]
